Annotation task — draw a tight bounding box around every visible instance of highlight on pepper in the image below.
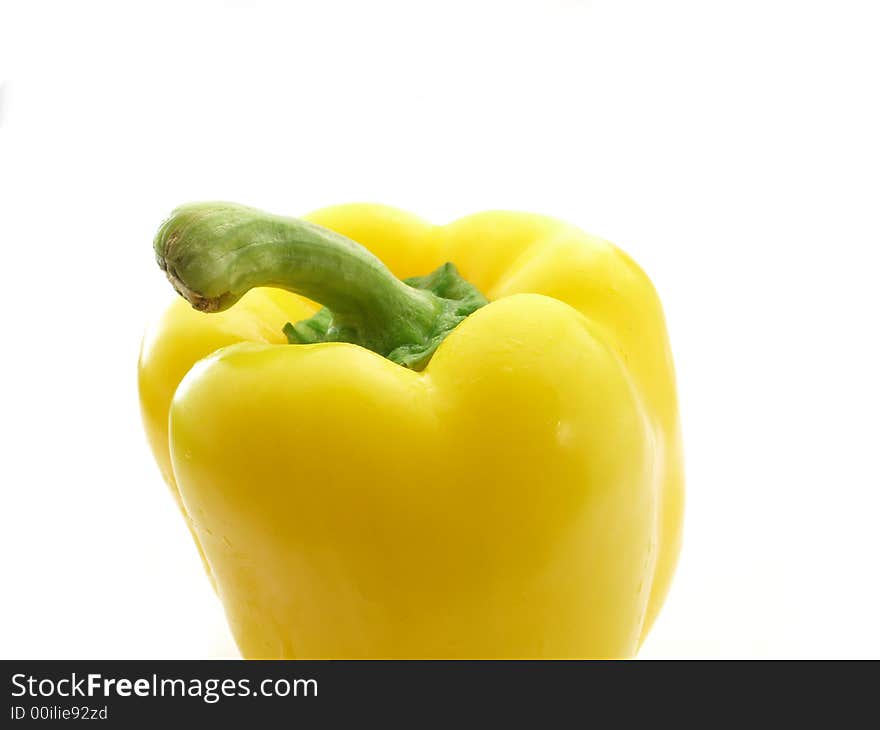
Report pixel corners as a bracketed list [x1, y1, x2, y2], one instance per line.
[138, 201, 684, 659]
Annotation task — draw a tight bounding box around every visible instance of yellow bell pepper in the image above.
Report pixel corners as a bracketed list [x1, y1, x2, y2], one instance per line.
[138, 202, 684, 659]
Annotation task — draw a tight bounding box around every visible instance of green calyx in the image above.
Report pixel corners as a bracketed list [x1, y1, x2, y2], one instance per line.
[283, 260, 488, 369]
[153, 202, 488, 370]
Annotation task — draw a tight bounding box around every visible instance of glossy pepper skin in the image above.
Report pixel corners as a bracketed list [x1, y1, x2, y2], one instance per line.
[138, 203, 684, 659]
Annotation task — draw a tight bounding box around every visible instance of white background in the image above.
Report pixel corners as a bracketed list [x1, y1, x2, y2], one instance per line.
[1, 0, 878, 659]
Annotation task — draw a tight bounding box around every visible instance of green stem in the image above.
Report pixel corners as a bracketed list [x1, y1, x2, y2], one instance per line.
[154, 202, 487, 369]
